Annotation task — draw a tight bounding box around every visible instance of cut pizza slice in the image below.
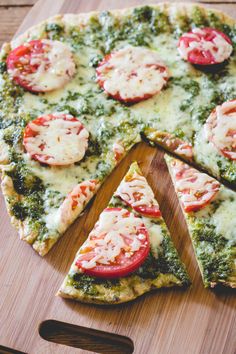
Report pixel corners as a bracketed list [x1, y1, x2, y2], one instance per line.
[58, 162, 190, 304]
[0, 107, 139, 256]
[165, 155, 236, 288]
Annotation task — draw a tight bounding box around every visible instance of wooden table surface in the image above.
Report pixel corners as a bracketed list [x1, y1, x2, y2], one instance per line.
[1, 0, 236, 46]
[0, 1, 236, 354]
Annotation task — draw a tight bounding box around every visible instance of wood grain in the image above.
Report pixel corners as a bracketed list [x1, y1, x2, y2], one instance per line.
[0, 0, 36, 6]
[0, 7, 31, 45]
[39, 319, 134, 353]
[0, 1, 235, 354]
[14, 0, 236, 36]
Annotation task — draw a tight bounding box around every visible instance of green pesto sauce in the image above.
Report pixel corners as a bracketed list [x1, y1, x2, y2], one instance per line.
[133, 235, 189, 285]
[0, 5, 236, 245]
[66, 237, 190, 297]
[189, 217, 236, 285]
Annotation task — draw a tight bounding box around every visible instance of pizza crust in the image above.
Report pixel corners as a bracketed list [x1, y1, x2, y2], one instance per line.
[57, 273, 181, 305]
[0, 3, 236, 257]
[2, 3, 235, 53]
[1, 172, 39, 243]
[0, 138, 10, 165]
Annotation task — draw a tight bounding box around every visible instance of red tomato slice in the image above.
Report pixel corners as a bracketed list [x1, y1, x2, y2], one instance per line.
[96, 46, 169, 103]
[178, 28, 232, 65]
[112, 141, 125, 162]
[23, 113, 89, 165]
[59, 180, 100, 231]
[152, 131, 193, 160]
[75, 207, 150, 278]
[133, 205, 161, 218]
[115, 171, 162, 218]
[7, 39, 75, 92]
[204, 99, 236, 161]
[63, 180, 99, 210]
[171, 159, 220, 212]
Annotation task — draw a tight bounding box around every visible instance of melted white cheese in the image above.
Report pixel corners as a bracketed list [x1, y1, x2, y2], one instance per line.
[18, 32, 233, 185]
[172, 160, 220, 209]
[97, 46, 168, 100]
[57, 179, 99, 233]
[205, 100, 236, 159]
[44, 207, 61, 232]
[112, 141, 125, 161]
[115, 170, 159, 209]
[148, 224, 163, 258]
[174, 141, 193, 158]
[44, 179, 99, 232]
[194, 128, 221, 177]
[24, 114, 89, 165]
[212, 198, 236, 241]
[23, 153, 100, 195]
[178, 28, 233, 63]
[3, 25, 235, 243]
[132, 84, 195, 138]
[77, 208, 147, 269]
[8, 39, 76, 91]
[194, 187, 236, 242]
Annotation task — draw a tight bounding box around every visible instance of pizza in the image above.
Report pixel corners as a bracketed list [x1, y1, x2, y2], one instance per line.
[57, 162, 190, 304]
[0, 3, 236, 256]
[165, 155, 236, 288]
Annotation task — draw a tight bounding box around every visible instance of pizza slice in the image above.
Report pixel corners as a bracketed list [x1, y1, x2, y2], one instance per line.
[58, 161, 190, 304]
[1, 3, 236, 258]
[0, 132, 137, 256]
[165, 155, 236, 288]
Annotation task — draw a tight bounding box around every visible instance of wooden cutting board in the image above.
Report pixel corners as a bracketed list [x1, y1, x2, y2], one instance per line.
[0, 1, 235, 353]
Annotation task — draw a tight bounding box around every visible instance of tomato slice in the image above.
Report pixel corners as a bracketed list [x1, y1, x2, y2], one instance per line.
[23, 113, 89, 165]
[204, 99, 236, 161]
[59, 180, 100, 231]
[96, 46, 169, 103]
[171, 159, 220, 212]
[7, 39, 75, 92]
[112, 141, 125, 162]
[178, 28, 232, 65]
[150, 131, 193, 160]
[115, 170, 162, 218]
[75, 208, 150, 278]
[133, 205, 161, 218]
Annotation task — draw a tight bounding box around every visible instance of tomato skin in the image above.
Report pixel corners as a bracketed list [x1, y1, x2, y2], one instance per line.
[178, 27, 232, 66]
[115, 173, 162, 218]
[23, 113, 88, 166]
[172, 160, 220, 213]
[133, 205, 162, 218]
[81, 232, 150, 279]
[221, 149, 236, 161]
[69, 179, 99, 210]
[182, 188, 219, 213]
[7, 39, 75, 92]
[204, 100, 236, 161]
[97, 63, 167, 104]
[75, 208, 150, 279]
[112, 142, 125, 162]
[7, 40, 46, 92]
[117, 189, 162, 219]
[96, 48, 168, 103]
[57, 180, 100, 233]
[151, 131, 193, 160]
